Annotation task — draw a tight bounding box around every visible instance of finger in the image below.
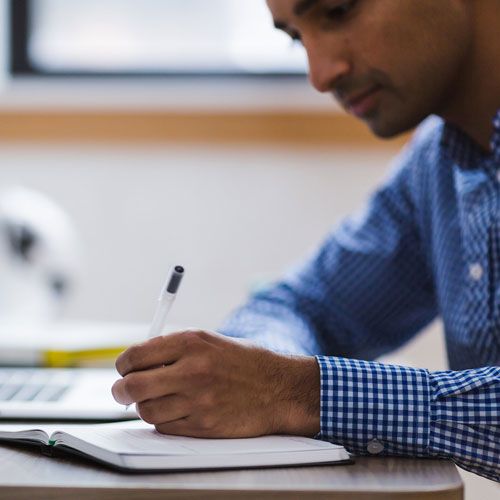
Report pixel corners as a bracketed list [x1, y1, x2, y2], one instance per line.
[116, 331, 195, 376]
[154, 417, 199, 437]
[137, 394, 190, 425]
[154, 413, 229, 438]
[111, 364, 185, 405]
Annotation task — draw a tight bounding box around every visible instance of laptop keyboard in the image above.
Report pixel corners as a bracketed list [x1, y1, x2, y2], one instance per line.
[0, 369, 76, 402]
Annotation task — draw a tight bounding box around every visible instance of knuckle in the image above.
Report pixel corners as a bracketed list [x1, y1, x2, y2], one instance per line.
[153, 335, 170, 349]
[197, 356, 212, 374]
[198, 414, 216, 432]
[182, 329, 216, 347]
[192, 357, 214, 381]
[197, 392, 216, 411]
[182, 327, 202, 335]
[193, 329, 212, 341]
[182, 330, 203, 347]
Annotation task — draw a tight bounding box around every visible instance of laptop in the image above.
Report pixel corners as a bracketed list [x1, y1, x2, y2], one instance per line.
[0, 367, 138, 420]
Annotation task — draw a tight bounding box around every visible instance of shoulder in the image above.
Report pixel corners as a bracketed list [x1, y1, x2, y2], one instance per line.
[398, 116, 445, 171]
[385, 115, 446, 192]
[408, 115, 444, 155]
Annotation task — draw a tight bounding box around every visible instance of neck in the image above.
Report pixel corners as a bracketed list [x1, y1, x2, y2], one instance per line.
[439, 1, 500, 151]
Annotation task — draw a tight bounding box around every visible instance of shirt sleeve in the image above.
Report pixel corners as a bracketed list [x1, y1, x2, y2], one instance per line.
[316, 356, 500, 482]
[220, 144, 438, 360]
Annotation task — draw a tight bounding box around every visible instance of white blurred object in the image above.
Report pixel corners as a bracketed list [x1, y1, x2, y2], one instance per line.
[0, 187, 80, 322]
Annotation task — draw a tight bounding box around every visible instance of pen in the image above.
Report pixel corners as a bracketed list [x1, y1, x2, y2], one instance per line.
[125, 265, 184, 411]
[148, 265, 185, 338]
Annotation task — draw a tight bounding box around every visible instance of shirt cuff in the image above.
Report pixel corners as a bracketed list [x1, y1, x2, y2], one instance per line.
[315, 356, 431, 457]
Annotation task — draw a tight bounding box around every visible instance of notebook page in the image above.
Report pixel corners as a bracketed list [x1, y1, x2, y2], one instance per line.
[0, 423, 63, 443]
[52, 420, 342, 456]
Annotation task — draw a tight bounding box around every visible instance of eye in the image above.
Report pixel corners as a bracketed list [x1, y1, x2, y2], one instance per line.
[324, 0, 358, 22]
[274, 22, 302, 45]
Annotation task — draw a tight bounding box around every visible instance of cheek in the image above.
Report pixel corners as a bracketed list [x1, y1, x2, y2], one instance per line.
[358, 3, 469, 100]
[348, 15, 406, 84]
[354, 24, 432, 105]
[350, 3, 432, 88]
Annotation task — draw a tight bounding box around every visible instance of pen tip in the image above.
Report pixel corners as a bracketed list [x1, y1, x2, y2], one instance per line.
[175, 265, 184, 274]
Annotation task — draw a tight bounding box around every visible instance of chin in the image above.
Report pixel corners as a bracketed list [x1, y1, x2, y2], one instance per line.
[369, 125, 401, 139]
[366, 113, 426, 139]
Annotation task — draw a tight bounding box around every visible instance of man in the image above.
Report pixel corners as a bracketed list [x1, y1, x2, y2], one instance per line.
[112, 0, 499, 481]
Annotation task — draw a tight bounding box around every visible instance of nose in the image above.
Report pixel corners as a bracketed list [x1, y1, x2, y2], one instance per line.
[303, 37, 351, 93]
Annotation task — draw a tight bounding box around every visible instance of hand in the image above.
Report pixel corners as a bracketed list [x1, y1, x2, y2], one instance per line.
[112, 329, 320, 438]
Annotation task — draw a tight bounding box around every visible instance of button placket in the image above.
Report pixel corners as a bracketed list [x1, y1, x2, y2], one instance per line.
[458, 182, 491, 342]
[469, 262, 484, 281]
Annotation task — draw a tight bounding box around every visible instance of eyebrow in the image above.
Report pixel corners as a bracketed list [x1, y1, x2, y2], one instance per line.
[293, 0, 321, 16]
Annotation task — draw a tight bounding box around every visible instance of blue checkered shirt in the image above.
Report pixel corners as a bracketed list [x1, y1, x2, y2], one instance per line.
[220, 112, 500, 482]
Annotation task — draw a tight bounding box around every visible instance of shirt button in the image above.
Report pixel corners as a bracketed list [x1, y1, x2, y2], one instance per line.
[367, 439, 384, 455]
[469, 263, 483, 281]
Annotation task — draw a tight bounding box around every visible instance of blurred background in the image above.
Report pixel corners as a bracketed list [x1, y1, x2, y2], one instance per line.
[0, 1, 496, 495]
[0, 0, 405, 332]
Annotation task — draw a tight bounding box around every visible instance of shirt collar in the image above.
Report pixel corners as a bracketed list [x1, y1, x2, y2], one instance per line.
[440, 108, 500, 169]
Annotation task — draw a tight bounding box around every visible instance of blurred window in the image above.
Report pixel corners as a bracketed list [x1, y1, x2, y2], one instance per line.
[11, 0, 307, 76]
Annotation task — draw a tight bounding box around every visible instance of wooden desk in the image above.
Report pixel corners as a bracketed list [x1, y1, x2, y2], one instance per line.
[0, 443, 463, 499]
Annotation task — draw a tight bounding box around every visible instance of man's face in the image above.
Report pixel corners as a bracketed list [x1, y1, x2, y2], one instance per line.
[267, 0, 472, 138]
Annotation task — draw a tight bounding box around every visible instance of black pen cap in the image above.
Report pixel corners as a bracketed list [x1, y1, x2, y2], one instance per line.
[166, 266, 184, 293]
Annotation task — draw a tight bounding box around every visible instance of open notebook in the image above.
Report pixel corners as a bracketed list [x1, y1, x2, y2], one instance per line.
[0, 420, 352, 472]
